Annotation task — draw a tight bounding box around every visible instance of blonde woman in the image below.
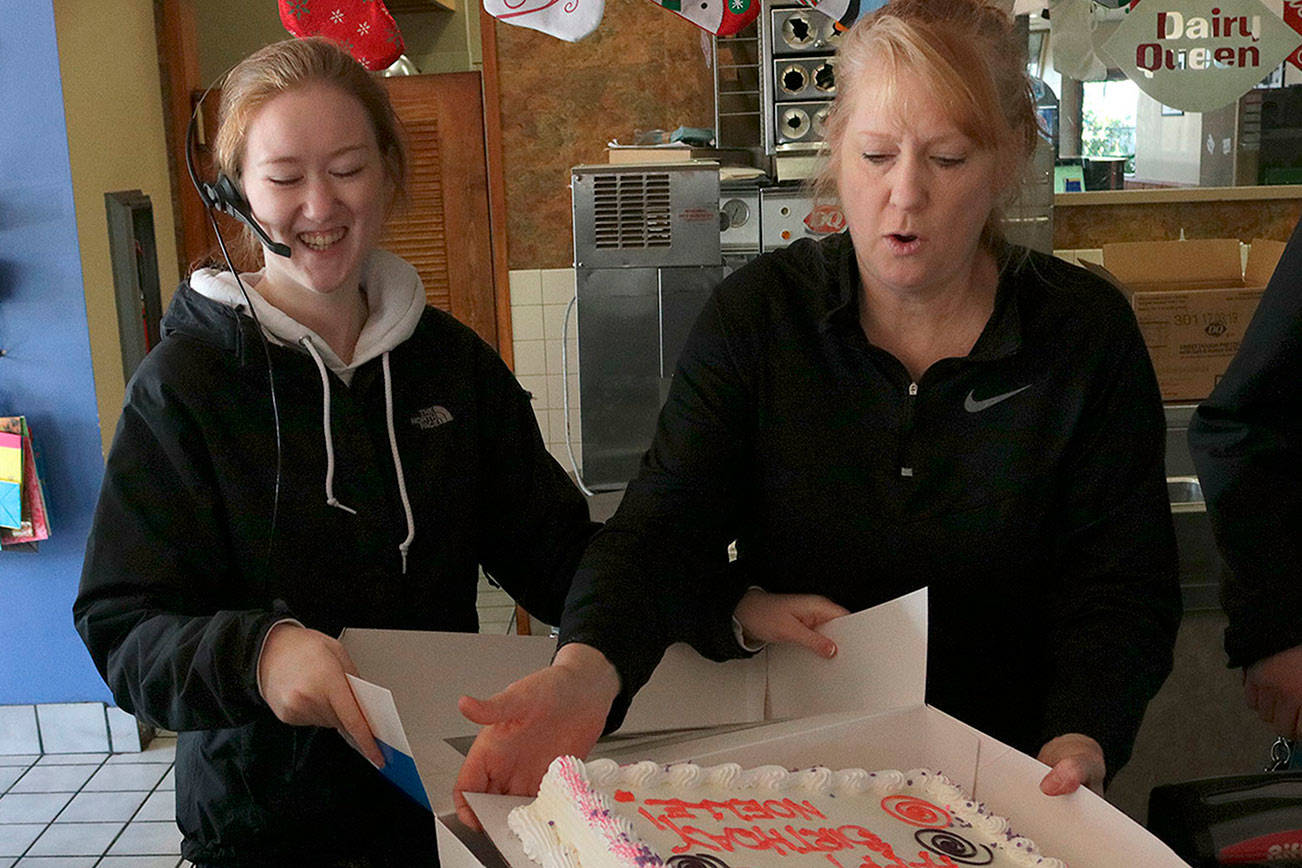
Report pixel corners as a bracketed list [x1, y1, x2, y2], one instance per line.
[455, 0, 1179, 826]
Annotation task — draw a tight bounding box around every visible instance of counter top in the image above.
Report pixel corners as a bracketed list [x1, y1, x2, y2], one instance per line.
[1056, 184, 1302, 206]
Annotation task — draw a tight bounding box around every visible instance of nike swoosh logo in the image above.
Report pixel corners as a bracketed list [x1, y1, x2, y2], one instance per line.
[964, 384, 1032, 413]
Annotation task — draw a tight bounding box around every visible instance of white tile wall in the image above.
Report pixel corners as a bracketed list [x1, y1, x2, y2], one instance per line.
[1, 706, 159, 757]
[0, 710, 39, 757]
[33, 707, 106, 756]
[509, 267, 581, 474]
[105, 708, 144, 755]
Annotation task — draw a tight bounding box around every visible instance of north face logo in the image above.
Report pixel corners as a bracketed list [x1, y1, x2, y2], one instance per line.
[411, 405, 454, 429]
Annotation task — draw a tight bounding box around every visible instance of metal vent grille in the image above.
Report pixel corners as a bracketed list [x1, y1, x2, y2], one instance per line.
[592, 173, 673, 249]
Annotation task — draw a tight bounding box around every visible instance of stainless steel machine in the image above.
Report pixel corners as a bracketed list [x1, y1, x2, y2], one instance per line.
[571, 162, 723, 490]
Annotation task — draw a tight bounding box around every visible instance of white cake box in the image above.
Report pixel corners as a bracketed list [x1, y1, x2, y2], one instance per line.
[339, 589, 1187, 867]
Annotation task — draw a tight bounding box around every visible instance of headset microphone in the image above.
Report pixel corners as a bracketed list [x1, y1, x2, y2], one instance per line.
[202, 174, 292, 258]
[184, 112, 292, 258]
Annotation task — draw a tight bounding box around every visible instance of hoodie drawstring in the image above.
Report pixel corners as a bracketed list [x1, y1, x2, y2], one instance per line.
[383, 352, 416, 574]
[300, 339, 416, 574]
[300, 337, 357, 516]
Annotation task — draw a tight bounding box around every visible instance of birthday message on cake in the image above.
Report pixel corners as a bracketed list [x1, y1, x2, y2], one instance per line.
[624, 790, 995, 868]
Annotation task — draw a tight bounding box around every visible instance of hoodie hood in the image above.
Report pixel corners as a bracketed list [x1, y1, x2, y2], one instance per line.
[189, 249, 425, 385]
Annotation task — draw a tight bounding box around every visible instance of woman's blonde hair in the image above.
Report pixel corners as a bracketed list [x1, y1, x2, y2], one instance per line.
[814, 0, 1040, 247]
[211, 37, 407, 263]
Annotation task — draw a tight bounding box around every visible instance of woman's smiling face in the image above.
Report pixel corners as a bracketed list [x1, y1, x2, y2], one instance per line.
[836, 72, 1005, 299]
[240, 80, 392, 299]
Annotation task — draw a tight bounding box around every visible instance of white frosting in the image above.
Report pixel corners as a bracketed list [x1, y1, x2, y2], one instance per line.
[509, 757, 1067, 868]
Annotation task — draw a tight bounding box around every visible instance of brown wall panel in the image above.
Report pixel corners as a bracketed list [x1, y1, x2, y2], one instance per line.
[495, 0, 716, 269]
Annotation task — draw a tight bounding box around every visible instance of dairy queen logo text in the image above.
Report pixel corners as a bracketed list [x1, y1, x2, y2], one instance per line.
[804, 205, 846, 234]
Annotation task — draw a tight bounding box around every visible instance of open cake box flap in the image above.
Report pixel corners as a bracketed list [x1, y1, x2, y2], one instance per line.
[340, 590, 929, 816]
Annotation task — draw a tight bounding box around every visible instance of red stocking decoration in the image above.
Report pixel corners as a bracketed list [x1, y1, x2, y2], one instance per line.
[279, 0, 406, 71]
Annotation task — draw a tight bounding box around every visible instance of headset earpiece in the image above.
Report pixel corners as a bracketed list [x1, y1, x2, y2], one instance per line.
[204, 171, 292, 259]
[209, 173, 248, 216]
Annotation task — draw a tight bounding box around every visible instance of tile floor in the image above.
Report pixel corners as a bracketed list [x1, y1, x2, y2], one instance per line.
[0, 736, 190, 867]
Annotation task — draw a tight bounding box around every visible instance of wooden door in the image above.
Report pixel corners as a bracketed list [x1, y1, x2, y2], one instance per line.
[381, 73, 497, 347]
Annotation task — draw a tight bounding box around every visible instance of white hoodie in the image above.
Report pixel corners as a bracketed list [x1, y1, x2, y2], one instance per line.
[189, 248, 426, 386]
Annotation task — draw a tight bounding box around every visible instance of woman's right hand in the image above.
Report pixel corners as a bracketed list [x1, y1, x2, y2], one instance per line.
[734, 588, 850, 658]
[453, 642, 619, 831]
[257, 622, 384, 767]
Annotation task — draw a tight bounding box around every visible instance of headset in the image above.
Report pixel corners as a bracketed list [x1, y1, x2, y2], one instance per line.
[184, 79, 287, 569]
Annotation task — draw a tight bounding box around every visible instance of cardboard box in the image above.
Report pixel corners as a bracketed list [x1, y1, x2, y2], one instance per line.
[1083, 238, 1286, 402]
[607, 145, 755, 166]
[340, 590, 1186, 867]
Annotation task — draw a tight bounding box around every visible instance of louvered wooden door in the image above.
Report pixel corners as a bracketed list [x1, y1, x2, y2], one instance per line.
[190, 72, 499, 349]
[381, 73, 497, 347]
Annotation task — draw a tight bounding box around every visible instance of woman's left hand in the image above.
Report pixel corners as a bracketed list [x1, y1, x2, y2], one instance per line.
[734, 588, 850, 658]
[1037, 733, 1106, 796]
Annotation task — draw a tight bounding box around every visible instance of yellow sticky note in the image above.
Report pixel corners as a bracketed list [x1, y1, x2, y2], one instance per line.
[0, 432, 21, 483]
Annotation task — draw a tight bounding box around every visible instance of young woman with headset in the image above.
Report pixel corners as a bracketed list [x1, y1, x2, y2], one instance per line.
[74, 37, 599, 867]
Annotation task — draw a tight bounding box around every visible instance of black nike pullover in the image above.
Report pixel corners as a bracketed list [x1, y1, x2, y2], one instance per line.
[561, 233, 1181, 780]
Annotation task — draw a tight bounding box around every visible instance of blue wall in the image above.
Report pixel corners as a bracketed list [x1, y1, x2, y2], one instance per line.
[0, 2, 113, 704]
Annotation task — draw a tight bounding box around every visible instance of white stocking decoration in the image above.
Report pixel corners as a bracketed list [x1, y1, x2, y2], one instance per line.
[483, 0, 604, 41]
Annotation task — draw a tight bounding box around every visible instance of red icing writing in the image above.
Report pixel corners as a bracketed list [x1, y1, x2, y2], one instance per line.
[614, 790, 635, 802]
[637, 808, 920, 864]
[642, 797, 827, 823]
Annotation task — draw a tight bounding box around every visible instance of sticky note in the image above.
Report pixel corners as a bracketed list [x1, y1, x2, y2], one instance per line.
[0, 432, 20, 483]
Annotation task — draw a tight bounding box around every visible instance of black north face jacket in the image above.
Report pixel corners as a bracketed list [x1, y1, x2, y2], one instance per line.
[75, 276, 596, 866]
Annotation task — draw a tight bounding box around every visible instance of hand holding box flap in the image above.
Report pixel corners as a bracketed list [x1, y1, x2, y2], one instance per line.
[975, 738, 1184, 866]
[767, 587, 928, 720]
[406, 586, 1185, 868]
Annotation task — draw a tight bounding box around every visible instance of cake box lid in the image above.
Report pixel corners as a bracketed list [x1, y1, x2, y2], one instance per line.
[339, 590, 929, 816]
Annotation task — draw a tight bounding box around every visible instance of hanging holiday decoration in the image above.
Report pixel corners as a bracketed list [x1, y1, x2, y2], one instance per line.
[1051, 0, 1109, 80]
[483, 0, 604, 41]
[645, 0, 760, 37]
[278, 0, 406, 71]
[794, 0, 886, 29]
[1098, 0, 1300, 112]
[1284, 0, 1302, 70]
